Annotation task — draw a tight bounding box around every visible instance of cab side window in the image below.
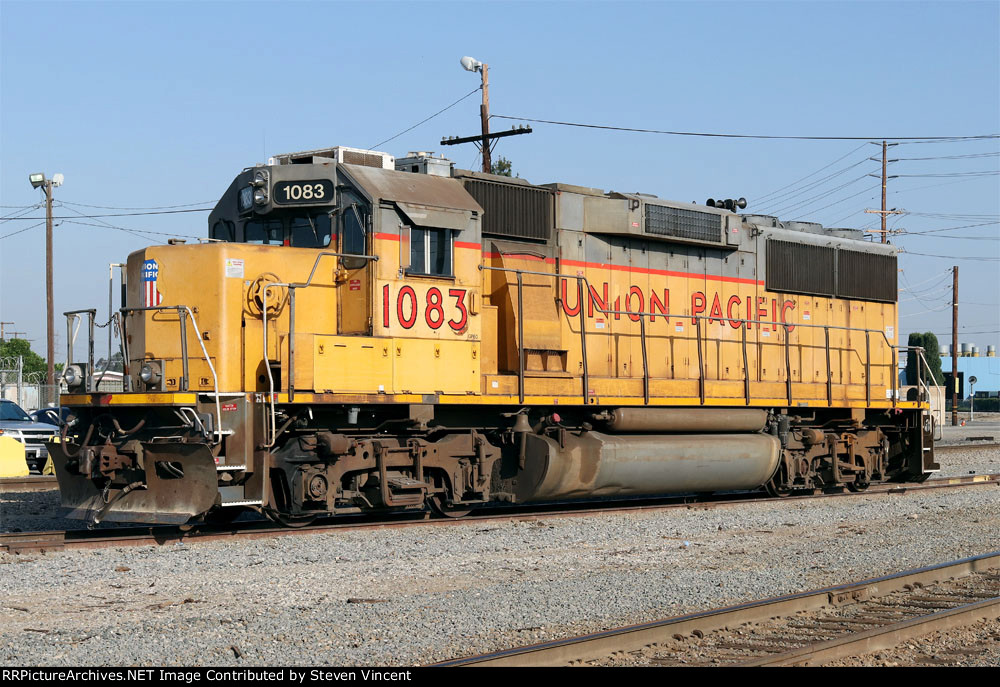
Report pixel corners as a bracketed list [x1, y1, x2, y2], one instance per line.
[409, 227, 453, 277]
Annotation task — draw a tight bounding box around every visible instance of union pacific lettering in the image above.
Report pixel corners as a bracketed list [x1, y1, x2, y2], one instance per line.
[559, 279, 796, 332]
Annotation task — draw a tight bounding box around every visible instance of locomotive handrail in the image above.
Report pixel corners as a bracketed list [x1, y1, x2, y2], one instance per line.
[897, 345, 942, 439]
[260, 250, 379, 447]
[479, 264, 899, 407]
[64, 309, 96, 393]
[121, 305, 223, 446]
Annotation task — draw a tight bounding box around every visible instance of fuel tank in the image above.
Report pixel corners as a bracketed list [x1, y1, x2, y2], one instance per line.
[514, 431, 780, 502]
[599, 408, 768, 433]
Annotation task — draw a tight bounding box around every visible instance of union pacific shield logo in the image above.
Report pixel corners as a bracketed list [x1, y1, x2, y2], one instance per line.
[141, 259, 163, 307]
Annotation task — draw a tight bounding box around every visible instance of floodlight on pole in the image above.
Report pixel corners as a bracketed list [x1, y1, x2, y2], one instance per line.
[460, 56, 483, 72]
[460, 56, 492, 172]
[27, 171, 62, 387]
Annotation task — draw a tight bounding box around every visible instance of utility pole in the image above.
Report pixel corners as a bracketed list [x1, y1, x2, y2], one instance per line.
[45, 178, 54, 387]
[450, 57, 532, 172]
[0, 322, 13, 341]
[951, 266, 959, 426]
[866, 141, 902, 241]
[881, 140, 887, 243]
[480, 62, 491, 173]
[28, 172, 62, 388]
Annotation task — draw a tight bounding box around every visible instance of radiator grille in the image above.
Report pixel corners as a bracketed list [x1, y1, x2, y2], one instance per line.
[645, 205, 722, 243]
[342, 151, 386, 168]
[767, 240, 898, 302]
[462, 179, 552, 241]
[766, 240, 836, 296]
[837, 250, 897, 302]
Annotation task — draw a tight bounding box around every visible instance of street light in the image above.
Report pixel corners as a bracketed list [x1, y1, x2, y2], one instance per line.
[27, 171, 64, 390]
[460, 55, 491, 173]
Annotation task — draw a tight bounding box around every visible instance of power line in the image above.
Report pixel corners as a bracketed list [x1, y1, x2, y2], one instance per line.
[757, 156, 873, 212]
[0, 204, 43, 222]
[370, 87, 481, 150]
[57, 199, 216, 210]
[891, 171, 999, 178]
[900, 249, 1000, 261]
[890, 175, 1000, 194]
[60, 219, 201, 241]
[767, 173, 871, 217]
[899, 221, 999, 235]
[754, 142, 870, 204]
[787, 182, 881, 220]
[490, 114, 1000, 141]
[0, 207, 212, 220]
[0, 220, 47, 240]
[894, 152, 1000, 161]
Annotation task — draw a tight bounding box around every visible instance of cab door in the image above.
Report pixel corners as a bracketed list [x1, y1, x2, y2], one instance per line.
[338, 190, 372, 335]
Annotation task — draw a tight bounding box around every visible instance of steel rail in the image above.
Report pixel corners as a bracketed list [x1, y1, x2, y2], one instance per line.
[3, 473, 996, 554]
[739, 595, 1000, 666]
[439, 550, 1000, 666]
[934, 442, 999, 453]
[0, 475, 57, 493]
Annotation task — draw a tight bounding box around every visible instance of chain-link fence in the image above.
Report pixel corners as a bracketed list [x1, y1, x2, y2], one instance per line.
[0, 356, 62, 411]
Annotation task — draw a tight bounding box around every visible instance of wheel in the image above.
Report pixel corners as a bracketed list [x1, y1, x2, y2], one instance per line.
[264, 509, 318, 528]
[846, 479, 870, 493]
[428, 494, 473, 518]
[764, 475, 794, 498]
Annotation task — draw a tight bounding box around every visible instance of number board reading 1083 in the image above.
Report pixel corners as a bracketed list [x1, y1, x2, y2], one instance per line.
[272, 180, 334, 205]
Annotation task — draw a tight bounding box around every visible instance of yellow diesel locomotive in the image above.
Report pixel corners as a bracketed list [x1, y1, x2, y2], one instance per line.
[50, 146, 937, 525]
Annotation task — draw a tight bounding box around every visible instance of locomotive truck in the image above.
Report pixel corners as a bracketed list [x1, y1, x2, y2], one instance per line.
[49, 145, 938, 525]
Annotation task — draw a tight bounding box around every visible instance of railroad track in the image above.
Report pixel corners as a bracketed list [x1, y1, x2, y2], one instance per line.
[935, 442, 999, 453]
[0, 475, 57, 493]
[441, 551, 1000, 667]
[1, 473, 997, 555]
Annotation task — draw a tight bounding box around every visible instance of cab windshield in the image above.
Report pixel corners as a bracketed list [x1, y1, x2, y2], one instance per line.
[243, 213, 332, 247]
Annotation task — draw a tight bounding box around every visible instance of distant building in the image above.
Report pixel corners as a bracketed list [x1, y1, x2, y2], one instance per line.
[941, 343, 999, 399]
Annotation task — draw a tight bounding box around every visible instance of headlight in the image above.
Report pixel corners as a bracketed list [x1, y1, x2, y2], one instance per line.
[140, 361, 162, 385]
[252, 169, 269, 188]
[254, 188, 268, 205]
[64, 364, 83, 387]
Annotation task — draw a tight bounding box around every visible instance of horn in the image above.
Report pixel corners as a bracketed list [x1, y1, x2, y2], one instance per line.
[737, 197, 748, 209]
[706, 198, 716, 207]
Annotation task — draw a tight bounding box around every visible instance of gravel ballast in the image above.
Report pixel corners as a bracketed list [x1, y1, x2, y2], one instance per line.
[1, 477, 998, 666]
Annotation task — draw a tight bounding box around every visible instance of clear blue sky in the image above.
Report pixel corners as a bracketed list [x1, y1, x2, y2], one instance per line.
[2, 0, 998, 362]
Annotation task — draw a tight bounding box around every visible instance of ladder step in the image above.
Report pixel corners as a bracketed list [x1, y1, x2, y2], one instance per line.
[217, 465, 247, 471]
[220, 500, 262, 507]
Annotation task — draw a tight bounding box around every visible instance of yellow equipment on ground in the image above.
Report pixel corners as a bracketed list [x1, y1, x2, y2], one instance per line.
[0, 435, 30, 478]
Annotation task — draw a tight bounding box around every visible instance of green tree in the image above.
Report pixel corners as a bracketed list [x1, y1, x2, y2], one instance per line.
[96, 351, 124, 372]
[905, 332, 944, 386]
[0, 338, 47, 376]
[490, 156, 514, 177]
[905, 332, 923, 386]
[922, 331, 944, 385]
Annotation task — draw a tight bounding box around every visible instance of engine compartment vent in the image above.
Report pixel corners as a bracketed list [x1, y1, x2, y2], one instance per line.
[645, 204, 723, 244]
[462, 179, 553, 242]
